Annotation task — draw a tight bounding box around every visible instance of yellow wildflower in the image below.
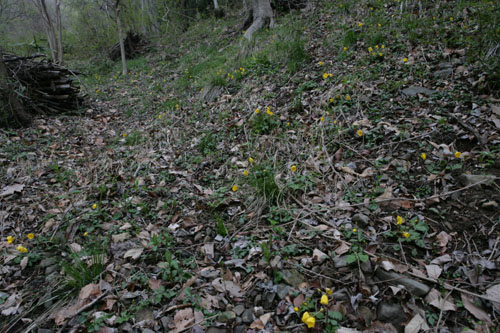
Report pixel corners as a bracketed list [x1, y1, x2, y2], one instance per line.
[455, 151, 462, 158]
[333, 120, 337, 124]
[403, 57, 408, 63]
[420, 153, 427, 160]
[27, 233, 34, 240]
[357, 129, 363, 137]
[232, 185, 238, 192]
[353, 228, 357, 232]
[158, 114, 162, 119]
[322, 73, 329, 79]
[294, 307, 299, 312]
[320, 294, 329, 305]
[301, 312, 316, 329]
[325, 288, 333, 295]
[255, 108, 260, 114]
[346, 95, 351, 101]
[266, 107, 273, 116]
[402, 232, 410, 238]
[92, 204, 97, 210]
[329, 98, 334, 103]
[379, 52, 383, 57]
[291, 165, 297, 172]
[83, 231, 89, 237]
[243, 170, 249, 176]
[319, 61, 324, 66]
[249, 157, 255, 164]
[381, 45, 385, 49]
[320, 116, 325, 122]
[368, 47, 373, 52]
[344, 46, 347, 51]
[358, 23, 364, 27]
[122, 133, 127, 137]
[372, 52, 377, 56]
[449, 17, 453, 21]
[7, 236, 14, 244]
[397, 216, 403, 225]
[149, 92, 153, 95]
[17, 245, 28, 253]
[378, 23, 381, 27]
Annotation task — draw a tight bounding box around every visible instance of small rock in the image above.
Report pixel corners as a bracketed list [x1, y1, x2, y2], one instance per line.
[458, 174, 496, 187]
[40, 257, 58, 268]
[217, 311, 235, 323]
[192, 326, 205, 333]
[234, 325, 246, 333]
[360, 260, 373, 273]
[357, 305, 373, 327]
[376, 302, 406, 327]
[253, 306, 264, 317]
[402, 86, 437, 97]
[332, 256, 348, 268]
[135, 307, 154, 323]
[37, 329, 54, 333]
[118, 323, 133, 332]
[206, 328, 228, 333]
[263, 292, 276, 309]
[45, 265, 58, 275]
[276, 284, 290, 299]
[352, 213, 370, 227]
[241, 309, 254, 324]
[376, 269, 430, 297]
[233, 304, 245, 316]
[160, 317, 170, 330]
[281, 269, 304, 287]
[332, 289, 350, 303]
[433, 68, 453, 78]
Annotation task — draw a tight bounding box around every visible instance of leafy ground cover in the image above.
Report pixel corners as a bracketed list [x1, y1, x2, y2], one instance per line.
[1, 0, 500, 332]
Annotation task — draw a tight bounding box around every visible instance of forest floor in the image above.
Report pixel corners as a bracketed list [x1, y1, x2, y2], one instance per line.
[1, 1, 500, 332]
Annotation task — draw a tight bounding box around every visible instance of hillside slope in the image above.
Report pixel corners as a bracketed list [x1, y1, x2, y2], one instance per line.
[1, 1, 499, 332]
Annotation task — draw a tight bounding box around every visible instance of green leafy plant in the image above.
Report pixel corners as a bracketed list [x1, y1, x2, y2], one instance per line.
[62, 245, 107, 290]
[247, 162, 280, 202]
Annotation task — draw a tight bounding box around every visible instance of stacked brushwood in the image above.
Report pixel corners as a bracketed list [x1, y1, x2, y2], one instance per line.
[0, 52, 83, 127]
[109, 32, 147, 61]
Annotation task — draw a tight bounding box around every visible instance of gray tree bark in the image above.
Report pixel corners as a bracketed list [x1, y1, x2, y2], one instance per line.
[244, 0, 274, 41]
[114, 0, 127, 75]
[55, 0, 63, 64]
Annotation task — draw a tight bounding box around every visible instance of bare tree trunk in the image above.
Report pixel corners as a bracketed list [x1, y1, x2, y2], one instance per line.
[141, 0, 146, 34]
[213, 0, 219, 10]
[244, 0, 274, 41]
[115, 0, 127, 75]
[37, 0, 58, 63]
[0, 48, 31, 126]
[55, 0, 63, 64]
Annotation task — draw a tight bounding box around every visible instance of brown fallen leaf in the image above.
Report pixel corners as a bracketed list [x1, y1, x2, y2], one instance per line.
[170, 308, 195, 333]
[0, 184, 24, 197]
[461, 293, 493, 325]
[425, 289, 456, 311]
[123, 248, 143, 260]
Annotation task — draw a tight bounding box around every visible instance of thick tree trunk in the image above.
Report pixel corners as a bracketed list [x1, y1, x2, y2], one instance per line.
[55, 0, 63, 64]
[243, 0, 274, 41]
[115, 0, 127, 75]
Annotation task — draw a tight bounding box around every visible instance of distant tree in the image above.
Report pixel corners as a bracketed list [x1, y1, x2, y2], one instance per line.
[32, 0, 63, 63]
[244, 0, 274, 41]
[114, 0, 128, 74]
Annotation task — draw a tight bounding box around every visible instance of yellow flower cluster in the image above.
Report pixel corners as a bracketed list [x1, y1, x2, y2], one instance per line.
[301, 312, 316, 328]
[322, 73, 333, 80]
[5, 233, 34, 253]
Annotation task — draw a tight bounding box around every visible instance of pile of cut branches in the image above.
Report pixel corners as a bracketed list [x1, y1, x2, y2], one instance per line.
[109, 32, 148, 61]
[0, 51, 83, 127]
